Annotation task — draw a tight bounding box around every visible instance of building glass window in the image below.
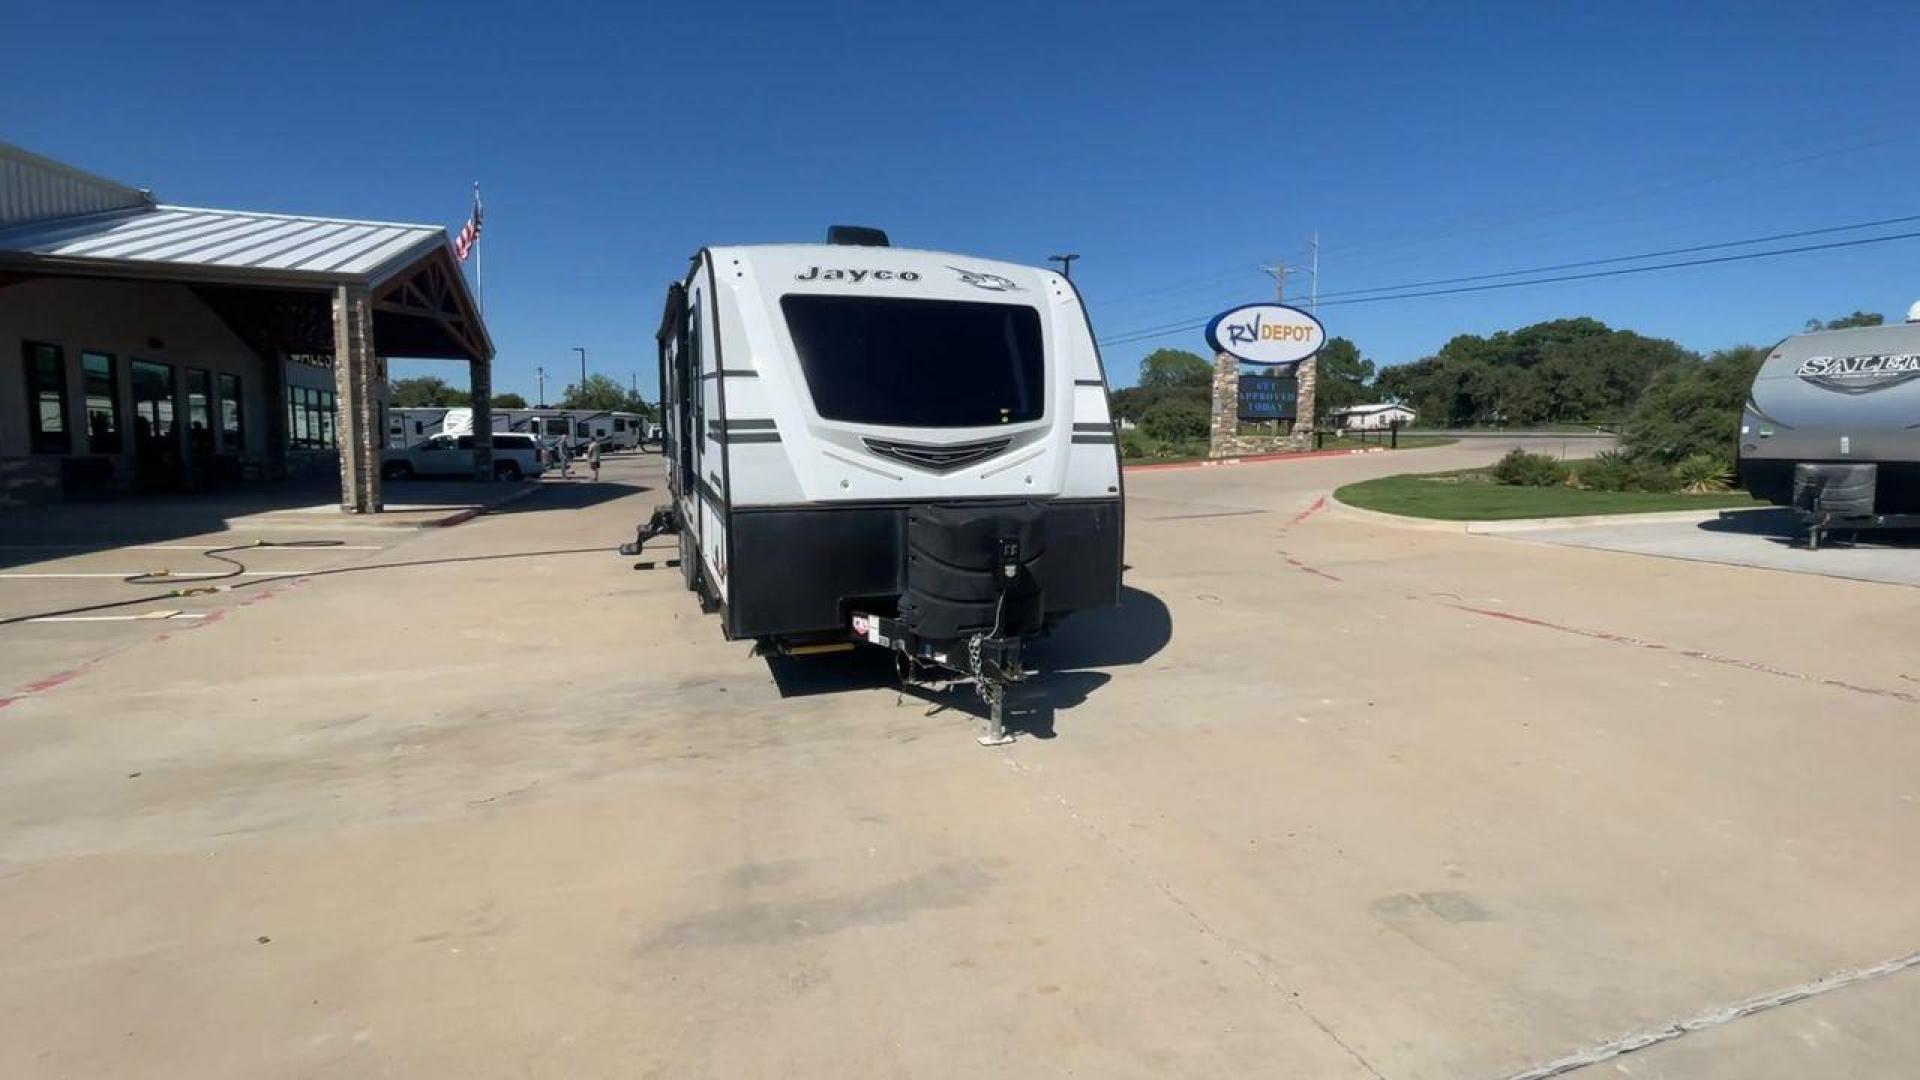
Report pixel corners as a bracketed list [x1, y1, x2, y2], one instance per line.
[218, 372, 243, 453]
[286, 385, 338, 450]
[81, 351, 121, 454]
[131, 360, 176, 457]
[186, 368, 213, 458]
[24, 341, 69, 453]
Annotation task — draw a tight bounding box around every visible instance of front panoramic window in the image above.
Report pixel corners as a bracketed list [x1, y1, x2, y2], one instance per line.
[780, 295, 1043, 427]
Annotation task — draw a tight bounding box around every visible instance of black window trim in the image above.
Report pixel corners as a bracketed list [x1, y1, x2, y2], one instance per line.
[80, 348, 123, 456]
[217, 370, 244, 454]
[23, 339, 71, 455]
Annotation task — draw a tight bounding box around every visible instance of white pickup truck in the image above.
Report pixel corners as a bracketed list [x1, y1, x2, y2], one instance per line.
[381, 432, 547, 481]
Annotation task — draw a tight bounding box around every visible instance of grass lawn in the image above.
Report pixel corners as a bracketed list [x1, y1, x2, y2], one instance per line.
[1336, 470, 1767, 521]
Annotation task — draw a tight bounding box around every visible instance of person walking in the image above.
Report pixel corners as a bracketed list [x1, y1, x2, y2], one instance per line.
[587, 437, 603, 482]
[558, 432, 575, 478]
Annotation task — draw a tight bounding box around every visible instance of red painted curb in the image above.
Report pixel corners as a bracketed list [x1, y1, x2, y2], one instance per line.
[1123, 447, 1386, 473]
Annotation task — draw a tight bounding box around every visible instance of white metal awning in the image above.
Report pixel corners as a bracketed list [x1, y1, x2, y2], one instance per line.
[0, 203, 448, 285]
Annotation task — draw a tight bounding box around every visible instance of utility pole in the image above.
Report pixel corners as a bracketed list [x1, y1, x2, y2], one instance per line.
[573, 347, 587, 403]
[1308, 232, 1319, 312]
[1047, 253, 1079, 280]
[536, 366, 547, 408]
[1261, 260, 1295, 302]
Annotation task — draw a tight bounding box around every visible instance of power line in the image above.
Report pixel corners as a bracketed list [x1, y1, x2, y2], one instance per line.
[1098, 211, 1920, 343]
[1095, 227, 1920, 348]
[1302, 212, 1920, 304]
[1094, 129, 1907, 310]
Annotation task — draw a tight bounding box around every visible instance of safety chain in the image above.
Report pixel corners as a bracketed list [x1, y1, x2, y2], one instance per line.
[966, 632, 1002, 710]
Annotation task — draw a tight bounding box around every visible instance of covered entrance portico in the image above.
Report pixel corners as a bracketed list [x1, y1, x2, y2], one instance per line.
[0, 140, 493, 513]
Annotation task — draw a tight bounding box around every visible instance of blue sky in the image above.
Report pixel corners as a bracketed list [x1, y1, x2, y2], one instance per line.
[8, 0, 1920, 396]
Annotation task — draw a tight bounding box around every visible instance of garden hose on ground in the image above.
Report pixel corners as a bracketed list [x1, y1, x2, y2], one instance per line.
[0, 540, 346, 627]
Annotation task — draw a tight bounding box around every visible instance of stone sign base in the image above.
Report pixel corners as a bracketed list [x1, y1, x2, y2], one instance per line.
[1208, 350, 1317, 459]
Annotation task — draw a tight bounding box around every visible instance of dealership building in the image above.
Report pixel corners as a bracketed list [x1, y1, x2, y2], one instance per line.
[0, 140, 493, 512]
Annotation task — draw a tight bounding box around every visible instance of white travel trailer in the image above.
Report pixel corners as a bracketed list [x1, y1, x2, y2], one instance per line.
[388, 407, 456, 449]
[635, 229, 1124, 743]
[430, 407, 648, 452]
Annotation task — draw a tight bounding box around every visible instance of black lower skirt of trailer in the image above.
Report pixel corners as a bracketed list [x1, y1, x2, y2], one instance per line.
[723, 498, 1123, 642]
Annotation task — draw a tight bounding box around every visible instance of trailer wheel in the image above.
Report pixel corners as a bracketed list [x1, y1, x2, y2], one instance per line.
[679, 528, 700, 593]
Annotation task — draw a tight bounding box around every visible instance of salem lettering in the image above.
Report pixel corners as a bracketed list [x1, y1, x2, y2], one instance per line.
[1796, 353, 1920, 379]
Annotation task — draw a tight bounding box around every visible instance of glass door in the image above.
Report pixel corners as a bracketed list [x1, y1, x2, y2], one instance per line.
[130, 359, 180, 489]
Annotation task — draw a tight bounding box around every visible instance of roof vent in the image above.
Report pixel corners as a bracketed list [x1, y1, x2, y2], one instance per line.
[827, 225, 889, 247]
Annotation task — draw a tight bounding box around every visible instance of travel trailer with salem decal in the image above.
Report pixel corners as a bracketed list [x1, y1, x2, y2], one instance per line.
[633, 230, 1124, 743]
[1739, 314, 1920, 545]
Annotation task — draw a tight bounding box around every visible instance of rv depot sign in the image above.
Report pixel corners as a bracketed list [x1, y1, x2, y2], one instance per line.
[1237, 371, 1298, 420]
[1205, 302, 1325, 456]
[1205, 302, 1326, 366]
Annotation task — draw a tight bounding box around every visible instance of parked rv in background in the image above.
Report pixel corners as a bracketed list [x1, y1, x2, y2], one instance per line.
[398, 407, 647, 453]
[1740, 306, 1920, 541]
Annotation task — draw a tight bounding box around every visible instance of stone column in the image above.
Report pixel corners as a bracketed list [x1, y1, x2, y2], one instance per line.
[469, 355, 493, 481]
[1208, 351, 1239, 459]
[262, 348, 289, 480]
[1291, 356, 1319, 449]
[331, 284, 383, 513]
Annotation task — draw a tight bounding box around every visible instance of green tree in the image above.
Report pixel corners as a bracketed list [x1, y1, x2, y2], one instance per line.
[1311, 337, 1375, 422]
[1137, 349, 1213, 390]
[1139, 398, 1209, 442]
[560, 373, 632, 410]
[620, 391, 658, 420]
[1372, 319, 1691, 428]
[389, 375, 470, 407]
[491, 392, 528, 409]
[1622, 346, 1767, 465]
[1805, 311, 1883, 331]
[1109, 386, 1154, 424]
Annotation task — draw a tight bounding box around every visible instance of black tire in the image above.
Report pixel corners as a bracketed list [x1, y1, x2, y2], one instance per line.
[384, 461, 415, 480]
[679, 526, 699, 593]
[494, 460, 523, 481]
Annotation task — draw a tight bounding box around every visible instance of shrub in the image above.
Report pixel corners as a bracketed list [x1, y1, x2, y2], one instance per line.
[1576, 451, 1679, 492]
[1491, 448, 1569, 487]
[1577, 450, 1635, 491]
[1676, 453, 1732, 493]
[1139, 398, 1210, 443]
[1627, 459, 1680, 493]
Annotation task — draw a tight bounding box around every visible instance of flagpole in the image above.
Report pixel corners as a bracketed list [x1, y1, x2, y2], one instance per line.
[469, 181, 485, 316]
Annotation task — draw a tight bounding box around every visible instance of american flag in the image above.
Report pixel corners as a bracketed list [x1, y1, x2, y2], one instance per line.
[453, 185, 483, 262]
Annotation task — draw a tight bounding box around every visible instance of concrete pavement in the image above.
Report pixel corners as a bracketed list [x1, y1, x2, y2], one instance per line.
[1, 440, 1916, 1078]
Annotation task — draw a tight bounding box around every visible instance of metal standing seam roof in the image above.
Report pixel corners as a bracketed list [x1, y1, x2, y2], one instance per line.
[0, 203, 450, 281]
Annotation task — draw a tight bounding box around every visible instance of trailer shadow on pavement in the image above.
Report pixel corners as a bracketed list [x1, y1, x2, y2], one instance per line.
[1700, 506, 1920, 549]
[761, 585, 1169, 739]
